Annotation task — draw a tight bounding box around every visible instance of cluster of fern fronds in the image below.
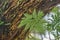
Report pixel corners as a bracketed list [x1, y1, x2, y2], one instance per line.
[0, 0, 60, 40]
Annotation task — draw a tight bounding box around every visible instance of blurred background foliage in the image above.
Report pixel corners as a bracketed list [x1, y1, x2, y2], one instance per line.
[0, 0, 60, 40]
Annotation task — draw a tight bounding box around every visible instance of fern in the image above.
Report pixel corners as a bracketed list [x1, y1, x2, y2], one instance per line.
[19, 9, 46, 34]
[46, 7, 60, 40]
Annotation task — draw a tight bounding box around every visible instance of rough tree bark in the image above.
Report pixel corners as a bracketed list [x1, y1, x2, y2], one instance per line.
[0, 0, 60, 40]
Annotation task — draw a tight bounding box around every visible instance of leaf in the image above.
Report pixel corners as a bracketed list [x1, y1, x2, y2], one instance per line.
[32, 9, 37, 19]
[38, 11, 44, 19]
[24, 13, 32, 19]
[52, 7, 58, 13]
[0, 20, 4, 25]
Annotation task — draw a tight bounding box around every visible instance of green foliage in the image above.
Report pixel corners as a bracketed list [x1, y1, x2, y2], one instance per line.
[47, 7, 60, 32]
[18, 9, 46, 34]
[52, 7, 58, 13]
[18, 9, 48, 40]
[46, 7, 60, 40]
[0, 0, 60, 40]
[0, 20, 4, 25]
